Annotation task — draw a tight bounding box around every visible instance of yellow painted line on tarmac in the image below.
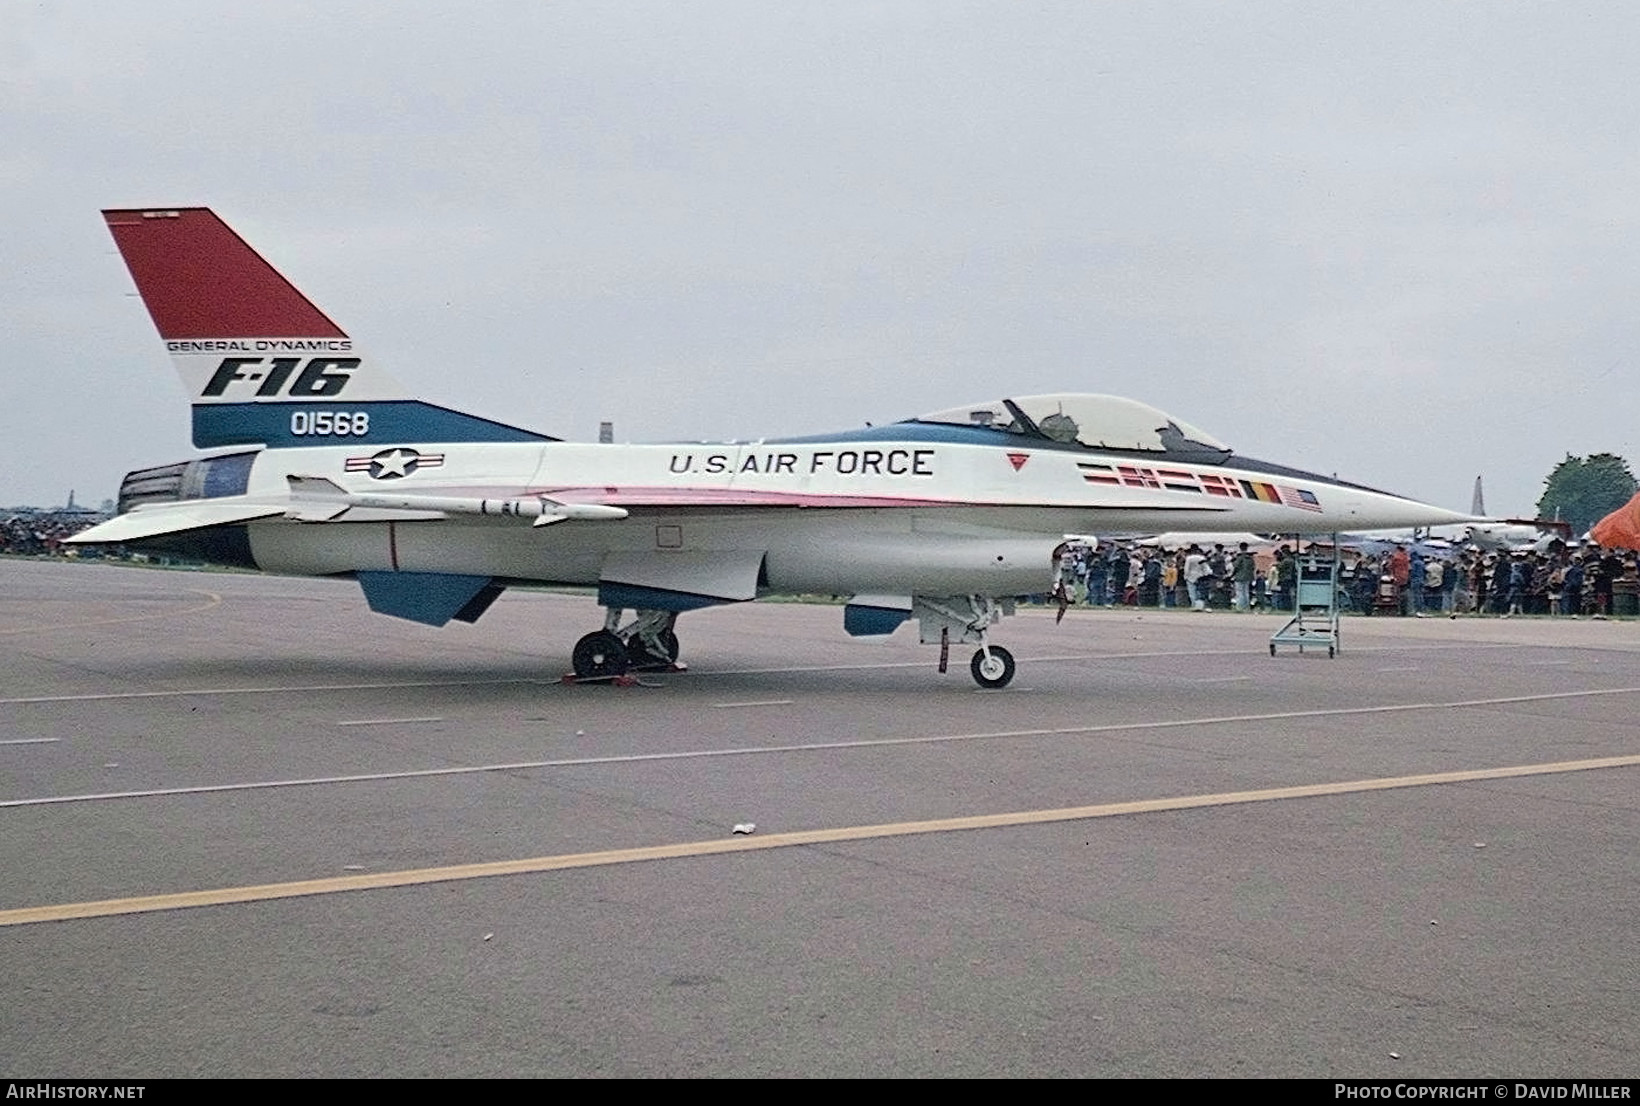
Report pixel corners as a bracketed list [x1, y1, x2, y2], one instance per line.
[0, 589, 222, 636]
[5, 752, 1639, 928]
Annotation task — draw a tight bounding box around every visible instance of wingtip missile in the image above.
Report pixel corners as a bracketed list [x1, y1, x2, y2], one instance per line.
[284, 476, 629, 524]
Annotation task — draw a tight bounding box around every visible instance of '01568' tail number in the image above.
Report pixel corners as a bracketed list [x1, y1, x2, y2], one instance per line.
[291, 411, 371, 436]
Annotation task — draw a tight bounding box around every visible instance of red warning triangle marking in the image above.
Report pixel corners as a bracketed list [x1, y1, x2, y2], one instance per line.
[1007, 453, 1030, 471]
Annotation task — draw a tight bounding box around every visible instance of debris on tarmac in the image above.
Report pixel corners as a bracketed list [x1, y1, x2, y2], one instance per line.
[732, 823, 756, 835]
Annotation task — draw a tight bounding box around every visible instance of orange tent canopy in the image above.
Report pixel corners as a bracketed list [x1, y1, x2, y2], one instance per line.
[1589, 492, 1640, 550]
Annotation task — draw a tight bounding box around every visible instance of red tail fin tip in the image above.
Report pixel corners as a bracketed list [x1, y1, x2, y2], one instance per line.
[103, 207, 346, 340]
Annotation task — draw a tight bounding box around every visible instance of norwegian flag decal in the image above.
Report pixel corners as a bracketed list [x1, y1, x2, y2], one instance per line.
[1007, 453, 1030, 471]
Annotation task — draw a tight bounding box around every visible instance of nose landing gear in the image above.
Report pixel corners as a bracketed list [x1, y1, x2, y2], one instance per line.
[970, 645, 1016, 689]
[914, 594, 1019, 689]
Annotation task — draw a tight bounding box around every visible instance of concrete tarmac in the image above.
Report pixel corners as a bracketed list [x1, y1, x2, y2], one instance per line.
[1, 558, 1637, 1077]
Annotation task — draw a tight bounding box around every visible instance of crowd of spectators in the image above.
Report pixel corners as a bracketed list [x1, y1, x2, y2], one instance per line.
[1053, 540, 1292, 612]
[1052, 539, 1640, 617]
[1347, 545, 1640, 618]
[0, 511, 107, 557]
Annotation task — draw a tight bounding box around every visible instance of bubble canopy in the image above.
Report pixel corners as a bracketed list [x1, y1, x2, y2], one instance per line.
[912, 394, 1231, 458]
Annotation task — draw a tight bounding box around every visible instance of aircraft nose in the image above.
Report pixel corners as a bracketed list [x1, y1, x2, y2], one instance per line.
[1349, 492, 1475, 531]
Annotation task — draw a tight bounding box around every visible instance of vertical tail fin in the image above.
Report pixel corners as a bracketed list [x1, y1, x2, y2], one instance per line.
[1470, 475, 1485, 517]
[103, 208, 550, 449]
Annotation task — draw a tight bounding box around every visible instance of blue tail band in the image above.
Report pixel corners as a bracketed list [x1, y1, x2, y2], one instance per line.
[194, 401, 554, 450]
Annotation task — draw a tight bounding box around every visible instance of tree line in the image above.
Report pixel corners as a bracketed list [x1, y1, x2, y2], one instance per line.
[1537, 453, 1638, 534]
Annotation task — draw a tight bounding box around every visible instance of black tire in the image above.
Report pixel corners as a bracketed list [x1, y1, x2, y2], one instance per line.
[572, 631, 629, 679]
[970, 646, 1016, 689]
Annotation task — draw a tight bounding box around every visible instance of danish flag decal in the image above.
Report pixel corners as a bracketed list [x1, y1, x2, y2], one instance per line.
[1006, 453, 1030, 471]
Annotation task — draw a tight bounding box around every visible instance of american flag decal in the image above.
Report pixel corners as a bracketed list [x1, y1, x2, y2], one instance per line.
[1279, 485, 1323, 512]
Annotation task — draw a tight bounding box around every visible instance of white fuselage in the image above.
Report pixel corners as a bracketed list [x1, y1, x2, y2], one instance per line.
[231, 437, 1471, 598]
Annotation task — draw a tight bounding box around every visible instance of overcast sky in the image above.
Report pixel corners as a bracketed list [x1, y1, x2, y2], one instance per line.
[5, 2, 1638, 517]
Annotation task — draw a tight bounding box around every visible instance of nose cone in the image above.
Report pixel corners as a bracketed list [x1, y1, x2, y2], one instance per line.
[1230, 452, 1474, 532]
[1331, 488, 1477, 532]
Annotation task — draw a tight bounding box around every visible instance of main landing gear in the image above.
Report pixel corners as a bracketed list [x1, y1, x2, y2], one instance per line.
[915, 594, 1019, 690]
[571, 595, 1022, 690]
[569, 608, 682, 681]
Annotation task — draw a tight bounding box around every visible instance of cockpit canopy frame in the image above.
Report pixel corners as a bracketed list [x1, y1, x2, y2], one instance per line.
[912, 393, 1231, 461]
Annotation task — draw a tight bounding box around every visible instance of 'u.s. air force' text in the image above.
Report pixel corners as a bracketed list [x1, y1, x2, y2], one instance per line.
[669, 449, 935, 476]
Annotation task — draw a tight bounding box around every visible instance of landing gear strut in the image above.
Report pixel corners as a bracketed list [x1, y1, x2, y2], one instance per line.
[569, 608, 683, 681]
[621, 609, 681, 669]
[913, 594, 1019, 689]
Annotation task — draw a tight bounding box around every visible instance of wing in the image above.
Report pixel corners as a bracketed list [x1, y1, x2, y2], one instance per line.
[64, 501, 285, 544]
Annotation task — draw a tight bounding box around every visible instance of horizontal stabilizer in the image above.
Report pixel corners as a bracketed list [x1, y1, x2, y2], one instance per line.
[63, 501, 283, 545]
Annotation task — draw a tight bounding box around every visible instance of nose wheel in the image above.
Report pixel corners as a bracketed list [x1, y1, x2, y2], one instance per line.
[970, 645, 1015, 689]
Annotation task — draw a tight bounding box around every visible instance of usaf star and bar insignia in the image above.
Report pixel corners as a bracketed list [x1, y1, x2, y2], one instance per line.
[345, 447, 446, 480]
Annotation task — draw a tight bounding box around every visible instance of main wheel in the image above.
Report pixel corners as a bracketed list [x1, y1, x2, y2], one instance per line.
[572, 631, 629, 679]
[970, 646, 1016, 689]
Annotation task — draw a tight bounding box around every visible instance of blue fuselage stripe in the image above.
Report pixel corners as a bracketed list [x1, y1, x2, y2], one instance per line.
[193, 402, 552, 449]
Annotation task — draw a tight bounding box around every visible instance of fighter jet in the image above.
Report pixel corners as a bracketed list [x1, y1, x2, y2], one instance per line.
[68, 208, 1472, 687]
[1456, 518, 1573, 553]
[1453, 476, 1571, 551]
